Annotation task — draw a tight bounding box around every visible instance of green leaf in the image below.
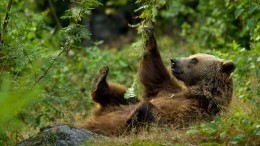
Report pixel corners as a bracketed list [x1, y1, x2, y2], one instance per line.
[235, 7, 244, 19]
[249, 3, 258, 15]
[254, 125, 260, 136]
[186, 128, 199, 135]
[247, 18, 254, 28]
[229, 133, 246, 144]
[213, 117, 221, 123]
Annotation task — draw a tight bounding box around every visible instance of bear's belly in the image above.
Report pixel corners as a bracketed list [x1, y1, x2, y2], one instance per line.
[150, 97, 206, 127]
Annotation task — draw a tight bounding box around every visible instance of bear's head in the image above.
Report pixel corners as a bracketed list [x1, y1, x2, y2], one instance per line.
[170, 53, 235, 86]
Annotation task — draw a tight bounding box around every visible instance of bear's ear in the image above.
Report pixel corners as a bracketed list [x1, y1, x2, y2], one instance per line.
[221, 61, 235, 75]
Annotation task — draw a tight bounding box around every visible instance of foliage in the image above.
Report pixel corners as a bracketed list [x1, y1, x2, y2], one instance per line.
[60, 0, 101, 43]
[0, 0, 259, 145]
[134, 0, 166, 29]
[186, 112, 259, 145]
[0, 73, 40, 145]
[0, 0, 101, 145]
[160, 0, 260, 50]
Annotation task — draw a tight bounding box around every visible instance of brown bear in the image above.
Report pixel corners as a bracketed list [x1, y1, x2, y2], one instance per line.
[80, 28, 235, 135]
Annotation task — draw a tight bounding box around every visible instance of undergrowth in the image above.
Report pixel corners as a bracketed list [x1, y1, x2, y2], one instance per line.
[0, 0, 259, 145]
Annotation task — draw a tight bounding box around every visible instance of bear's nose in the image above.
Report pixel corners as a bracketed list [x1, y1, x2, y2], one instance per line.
[171, 58, 177, 64]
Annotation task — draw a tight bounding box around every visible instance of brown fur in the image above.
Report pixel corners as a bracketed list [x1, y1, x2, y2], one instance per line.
[80, 28, 235, 135]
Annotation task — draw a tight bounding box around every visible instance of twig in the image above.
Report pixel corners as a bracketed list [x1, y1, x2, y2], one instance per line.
[0, 0, 13, 45]
[48, 0, 62, 29]
[23, 49, 37, 82]
[32, 42, 70, 88]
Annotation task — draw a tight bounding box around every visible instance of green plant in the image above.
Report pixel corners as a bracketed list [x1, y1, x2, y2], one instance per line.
[160, 0, 259, 50]
[0, 0, 101, 144]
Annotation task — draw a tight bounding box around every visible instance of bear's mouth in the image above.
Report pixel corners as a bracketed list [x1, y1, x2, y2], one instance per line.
[171, 67, 183, 75]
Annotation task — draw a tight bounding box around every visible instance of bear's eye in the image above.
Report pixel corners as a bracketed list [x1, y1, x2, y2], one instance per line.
[191, 58, 198, 64]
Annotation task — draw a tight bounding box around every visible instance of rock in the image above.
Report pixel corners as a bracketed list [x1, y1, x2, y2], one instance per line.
[18, 124, 94, 146]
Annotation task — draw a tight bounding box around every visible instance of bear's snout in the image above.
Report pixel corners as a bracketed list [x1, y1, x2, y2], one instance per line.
[171, 58, 183, 74]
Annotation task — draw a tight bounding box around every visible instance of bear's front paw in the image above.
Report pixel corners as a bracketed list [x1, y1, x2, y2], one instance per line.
[144, 27, 157, 52]
[144, 27, 153, 37]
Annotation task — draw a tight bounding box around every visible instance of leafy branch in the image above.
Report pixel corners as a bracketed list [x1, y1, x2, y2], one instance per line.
[33, 42, 70, 87]
[0, 0, 13, 45]
[33, 0, 101, 87]
[130, 0, 167, 56]
[23, 49, 37, 81]
[131, 0, 166, 33]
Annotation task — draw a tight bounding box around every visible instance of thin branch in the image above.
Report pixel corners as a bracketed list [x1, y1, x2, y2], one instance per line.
[0, 0, 13, 45]
[48, 0, 62, 29]
[32, 42, 70, 88]
[23, 49, 37, 82]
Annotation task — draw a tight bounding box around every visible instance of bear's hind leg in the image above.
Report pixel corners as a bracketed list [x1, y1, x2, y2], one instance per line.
[126, 101, 156, 127]
[91, 66, 138, 107]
